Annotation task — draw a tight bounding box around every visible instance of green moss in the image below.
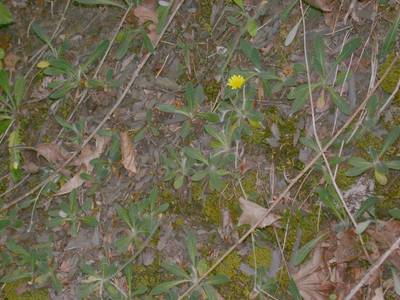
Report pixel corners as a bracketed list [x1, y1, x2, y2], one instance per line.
[335, 167, 357, 190]
[19, 101, 50, 144]
[379, 52, 400, 104]
[375, 173, 400, 218]
[245, 107, 303, 171]
[203, 79, 220, 103]
[3, 281, 49, 300]
[214, 252, 251, 299]
[133, 261, 165, 290]
[197, 0, 213, 33]
[248, 246, 272, 269]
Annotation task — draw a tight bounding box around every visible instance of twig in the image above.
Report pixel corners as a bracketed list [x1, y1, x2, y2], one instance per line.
[1, 0, 186, 212]
[176, 38, 399, 300]
[344, 235, 400, 300]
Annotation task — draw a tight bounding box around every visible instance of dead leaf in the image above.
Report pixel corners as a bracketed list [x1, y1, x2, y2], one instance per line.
[120, 131, 137, 176]
[238, 197, 280, 228]
[4, 52, 19, 72]
[302, 0, 334, 12]
[133, 0, 158, 43]
[35, 143, 69, 166]
[218, 208, 239, 243]
[56, 170, 85, 196]
[367, 220, 400, 270]
[292, 245, 334, 300]
[371, 287, 384, 300]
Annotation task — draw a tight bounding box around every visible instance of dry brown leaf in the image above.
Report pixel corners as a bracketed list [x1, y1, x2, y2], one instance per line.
[120, 131, 137, 176]
[218, 208, 239, 244]
[4, 52, 19, 72]
[133, 0, 158, 43]
[56, 171, 85, 196]
[367, 220, 400, 270]
[302, 0, 334, 11]
[292, 245, 334, 300]
[238, 197, 280, 228]
[36, 143, 69, 166]
[74, 135, 110, 171]
[371, 287, 384, 300]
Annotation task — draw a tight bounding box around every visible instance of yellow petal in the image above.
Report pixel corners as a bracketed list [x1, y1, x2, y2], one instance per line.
[37, 60, 50, 69]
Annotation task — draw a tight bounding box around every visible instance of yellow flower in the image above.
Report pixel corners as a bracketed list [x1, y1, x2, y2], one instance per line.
[227, 75, 245, 90]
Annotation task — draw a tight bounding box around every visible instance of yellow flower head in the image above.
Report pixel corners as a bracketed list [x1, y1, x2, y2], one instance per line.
[227, 75, 245, 90]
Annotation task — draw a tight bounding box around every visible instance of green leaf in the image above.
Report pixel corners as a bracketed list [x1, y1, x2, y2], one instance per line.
[233, 0, 244, 10]
[191, 170, 207, 181]
[206, 274, 230, 285]
[49, 81, 78, 100]
[82, 40, 109, 71]
[81, 216, 98, 227]
[13, 77, 26, 107]
[392, 268, 400, 296]
[173, 174, 184, 189]
[328, 87, 351, 115]
[290, 234, 326, 266]
[386, 160, 400, 170]
[156, 4, 170, 34]
[380, 126, 400, 157]
[74, 0, 125, 9]
[186, 231, 197, 266]
[162, 263, 190, 279]
[313, 34, 326, 77]
[31, 22, 55, 54]
[346, 157, 372, 176]
[0, 3, 13, 26]
[246, 17, 258, 37]
[142, 33, 155, 53]
[0, 219, 10, 233]
[54, 115, 74, 130]
[345, 165, 372, 176]
[151, 280, 187, 295]
[380, 13, 400, 60]
[203, 283, 219, 300]
[0, 69, 10, 96]
[288, 278, 302, 300]
[336, 37, 361, 64]
[239, 39, 260, 68]
[115, 204, 131, 227]
[285, 20, 301, 47]
[355, 220, 372, 234]
[389, 208, 400, 220]
[183, 147, 207, 164]
[354, 196, 376, 220]
[1, 270, 32, 283]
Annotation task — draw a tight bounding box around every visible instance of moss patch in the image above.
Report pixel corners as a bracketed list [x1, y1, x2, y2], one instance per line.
[248, 246, 272, 269]
[379, 52, 400, 104]
[3, 281, 49, 300]
[214, 251, 251, 299]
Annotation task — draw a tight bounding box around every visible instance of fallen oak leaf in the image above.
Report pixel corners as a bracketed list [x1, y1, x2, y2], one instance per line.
[238, 197, 280, 228]
[133, 0, 158, 43]
[292, 245, 334, 300]
[56, 135, 109, 195]
[120, 131, 137, 176]
[35, 143, 69, 166]
[56, 170, 85, 196]
[302, 0, 334, 12]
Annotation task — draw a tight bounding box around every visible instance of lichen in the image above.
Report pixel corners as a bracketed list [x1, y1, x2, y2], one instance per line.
[2, 280, 49, 300]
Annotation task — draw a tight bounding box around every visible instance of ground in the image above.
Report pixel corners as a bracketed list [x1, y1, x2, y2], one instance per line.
[0, 0, 400, 299]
